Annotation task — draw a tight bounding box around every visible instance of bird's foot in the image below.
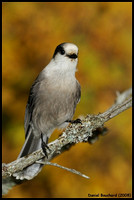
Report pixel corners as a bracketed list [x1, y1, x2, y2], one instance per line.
[65, 118, 82, 124]
[41, 133, 50, 158]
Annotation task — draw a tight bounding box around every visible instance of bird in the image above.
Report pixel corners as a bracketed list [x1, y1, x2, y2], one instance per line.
[13, 42, 81, 180]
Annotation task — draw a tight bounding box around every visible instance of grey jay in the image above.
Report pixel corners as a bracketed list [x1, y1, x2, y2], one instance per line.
[13, 42, 81, 180]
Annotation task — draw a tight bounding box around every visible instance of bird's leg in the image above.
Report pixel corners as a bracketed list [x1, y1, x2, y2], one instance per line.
[41, 133, 50, 158]
[65, 118, 82, 124]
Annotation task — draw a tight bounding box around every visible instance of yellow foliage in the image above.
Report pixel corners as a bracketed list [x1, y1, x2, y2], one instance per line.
[2, 2, 132, 198]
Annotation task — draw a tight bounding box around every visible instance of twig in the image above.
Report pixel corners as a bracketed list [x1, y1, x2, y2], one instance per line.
[36, 161, 90, 179]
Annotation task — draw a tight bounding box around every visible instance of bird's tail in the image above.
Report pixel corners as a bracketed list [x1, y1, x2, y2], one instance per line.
[13, 128, 47, 180]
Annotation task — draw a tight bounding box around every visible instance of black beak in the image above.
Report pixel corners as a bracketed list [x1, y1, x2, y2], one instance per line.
[67, 53, 78, 59]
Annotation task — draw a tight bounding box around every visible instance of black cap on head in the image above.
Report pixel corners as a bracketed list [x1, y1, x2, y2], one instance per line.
[53, 43, 66, 58]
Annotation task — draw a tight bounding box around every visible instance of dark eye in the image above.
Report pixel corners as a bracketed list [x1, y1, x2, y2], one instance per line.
[60, 48, 65, 55]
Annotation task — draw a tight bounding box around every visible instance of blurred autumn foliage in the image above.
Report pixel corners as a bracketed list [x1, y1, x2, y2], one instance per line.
[2, 2, 132, 198]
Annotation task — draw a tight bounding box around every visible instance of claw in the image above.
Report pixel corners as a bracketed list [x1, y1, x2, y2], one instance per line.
[66, 118, 82, 124]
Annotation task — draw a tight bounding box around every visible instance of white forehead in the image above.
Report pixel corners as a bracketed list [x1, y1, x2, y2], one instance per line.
[63, 43, 78, 54]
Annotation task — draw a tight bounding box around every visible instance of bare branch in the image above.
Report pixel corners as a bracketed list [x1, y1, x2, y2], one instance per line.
[2, 88, 132, 195]
[36, 161, 90, 179]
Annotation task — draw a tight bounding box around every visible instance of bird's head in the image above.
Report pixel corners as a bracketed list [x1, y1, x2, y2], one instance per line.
[53, 43, 78, 69]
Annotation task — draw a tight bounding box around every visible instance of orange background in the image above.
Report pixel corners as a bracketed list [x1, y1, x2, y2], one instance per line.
[2, 2, 132, 198]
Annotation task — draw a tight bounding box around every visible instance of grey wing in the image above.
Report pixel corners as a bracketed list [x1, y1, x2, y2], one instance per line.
[24, 76, 40, 138]
[76, 80, 81, 104]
